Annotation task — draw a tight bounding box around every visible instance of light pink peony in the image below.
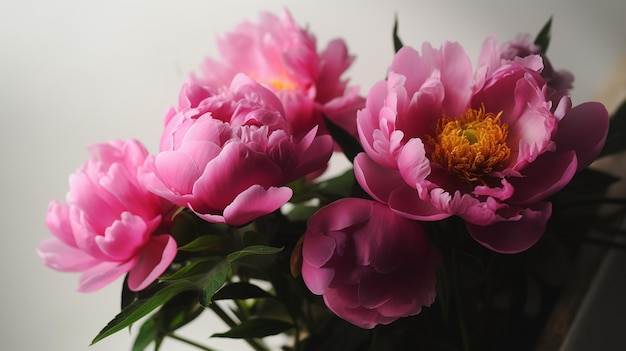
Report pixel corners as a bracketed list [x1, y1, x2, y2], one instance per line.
[355, 39, 609, 253]
[191, 9, 364, 139]
[38, 140, 178, 292]
[301, 198, 440, 329]
[141, 74, 333, 226]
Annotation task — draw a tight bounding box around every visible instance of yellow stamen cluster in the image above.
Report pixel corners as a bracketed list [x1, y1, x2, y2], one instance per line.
[429, 106, 510, 184]
[268, 78, 298, 91]
[250, 71, 298, 91]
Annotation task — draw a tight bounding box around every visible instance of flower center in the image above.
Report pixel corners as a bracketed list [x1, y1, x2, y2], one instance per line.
[429, 106, 510, 183]
[250, 71, 298, 91]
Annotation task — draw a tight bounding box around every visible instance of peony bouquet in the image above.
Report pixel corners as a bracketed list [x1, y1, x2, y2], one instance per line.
[38, 8, 626, 351]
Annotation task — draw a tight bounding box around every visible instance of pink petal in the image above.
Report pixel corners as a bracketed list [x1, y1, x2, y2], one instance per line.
[552, 102, 609, 171]
[192, 142, 283, 211]
[222, 185, 292, 226]
[77, 258, 138, 293]
[397, 138, 431, 186]
[388, 186, 451, 221]
[45, 201, 76, 247]
[466, 202, 552, 254]
[153, 151, 202, 195]
[127, 234, 178, 291]
[307, 197, 373, 233]
[37, 238, 100, 272]
[508, 151, 577, 205]
[354, 153, 404, 204]
[301, 261, 335, 295]
[95, 212, 149, 261]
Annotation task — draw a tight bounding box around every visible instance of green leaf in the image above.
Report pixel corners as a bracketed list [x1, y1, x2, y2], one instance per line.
[534, 16, 553, 54]
[323, 115, 364, 163]
[212, 318, 293, 338]
[199, 260, 232, 307]
[393, 14, 404, 53]
[285, 204, 319, 222]
[600, 99, 626, 157]
[132, 318, 158, 351]
[226, 245, 284, 262]
[212, 282, 273, 301]
[160, 257, 219, 282]
[121, 275, 137, 310]
[91, 281, 196, 345]
[178, 234, 224, 252]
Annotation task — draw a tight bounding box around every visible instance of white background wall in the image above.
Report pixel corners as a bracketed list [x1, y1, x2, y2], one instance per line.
[2, 0, 625, 350]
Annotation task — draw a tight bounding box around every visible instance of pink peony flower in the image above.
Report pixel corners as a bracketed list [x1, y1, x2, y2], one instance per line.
[191, 9, 364, 139]
[354, 39, 609, 253]
[301, 198, 440, 329]
[141, 74, 333, 226]
[38, 140, 178, 292]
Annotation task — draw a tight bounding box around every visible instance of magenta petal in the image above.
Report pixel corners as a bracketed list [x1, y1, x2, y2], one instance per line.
[508, 151, 577, 205]
[354, 153, 403, 204]
[552, 102, 609, 171]
[302, 230, 337, 268]
[37, 238, 99, 272]
[301, 261, 335, 295]
[222, 185, 292, 226]
[307, 197, 373, 233]
[466, 202, 552, 254]
[388, 186, 451, 221]
[127, 234, 178, 291]
[358, 272, 392, 308]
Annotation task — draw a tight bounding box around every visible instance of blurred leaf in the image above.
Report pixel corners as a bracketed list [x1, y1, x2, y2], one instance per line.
[226, 245, 284, 262]
[121, 275, 137, 311]
[286, 204, 319, 222]
[567, 168, 620, 193]
[393, 14, 404, 53]
[534, 16, 553, 54]
[212, 282, 273, 301]
[178, 234, 224, 252]
[212, 318, 293, 338]
[156, 290, 204, 332]
[91, 281, 196, 345]
[435, 266, 451, 326]
[599, 99, 626, 157]
[199, 260, 232, 307]
[132, 318, 158, 351]
[323, 116, 363, 163]
[160, 257, 219, 282]
[317, 169, 356, 198]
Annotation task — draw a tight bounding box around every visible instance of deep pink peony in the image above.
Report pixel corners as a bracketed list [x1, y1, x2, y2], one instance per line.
[38, 140, 178, 292]
[191, 9, 364, 139]
[301, 198, 440, 329]
[141, 74, 333, 226]
[354, 39, 609, 253]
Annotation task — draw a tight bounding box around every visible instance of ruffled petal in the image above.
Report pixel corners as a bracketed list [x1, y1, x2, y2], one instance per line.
[466, 202, 552, 254]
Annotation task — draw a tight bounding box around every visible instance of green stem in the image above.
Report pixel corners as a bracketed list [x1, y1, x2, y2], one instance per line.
[168, 333, 217, 351]
[210, 303, 269, 351]
[452, 250, 471, 351]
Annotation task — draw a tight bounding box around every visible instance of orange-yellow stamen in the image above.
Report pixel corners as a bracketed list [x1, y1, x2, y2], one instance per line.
[249, 71, 298, 91]
[429, 106, 510, 183]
